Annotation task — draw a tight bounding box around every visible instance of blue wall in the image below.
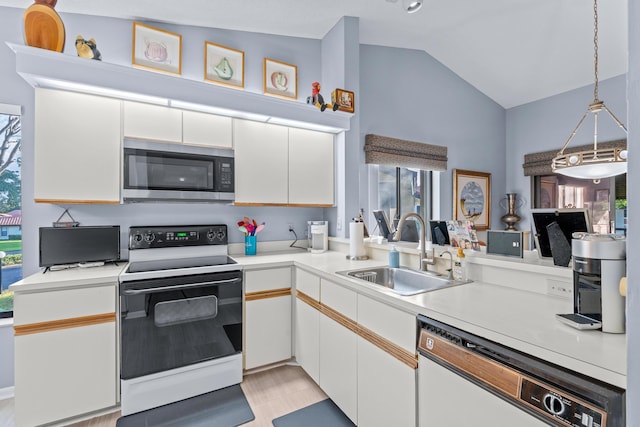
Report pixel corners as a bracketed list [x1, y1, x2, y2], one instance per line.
[0, 6, 328, 275]
[359, 44, 507, 227]
[506, 74, 627, 234]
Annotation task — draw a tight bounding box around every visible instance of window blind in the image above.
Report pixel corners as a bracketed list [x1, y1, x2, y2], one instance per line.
[364, 134, 448, 171]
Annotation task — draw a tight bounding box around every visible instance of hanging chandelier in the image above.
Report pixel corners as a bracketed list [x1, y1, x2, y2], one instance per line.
[551, 0, 627, 179]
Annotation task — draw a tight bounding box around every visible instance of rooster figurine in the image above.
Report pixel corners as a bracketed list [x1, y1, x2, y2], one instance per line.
[306, 82, 339, 112]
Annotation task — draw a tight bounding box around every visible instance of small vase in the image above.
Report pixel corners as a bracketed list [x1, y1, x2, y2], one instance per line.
[245, 235, 257, 256]
[499, 193, 524, 231]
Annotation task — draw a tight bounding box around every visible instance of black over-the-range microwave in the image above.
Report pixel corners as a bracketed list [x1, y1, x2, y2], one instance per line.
[122, 139, 234, 202]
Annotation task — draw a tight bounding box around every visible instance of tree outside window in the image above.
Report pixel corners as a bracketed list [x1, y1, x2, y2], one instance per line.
[0, 112, 22, 318]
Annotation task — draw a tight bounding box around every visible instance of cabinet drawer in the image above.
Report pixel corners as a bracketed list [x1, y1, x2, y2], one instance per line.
[357, 294, 416, 353]
[245, 267, 292, 293]
[296, 268, 320, 300]
[14, 285, 116, 325]
[320, 279, 357, 320]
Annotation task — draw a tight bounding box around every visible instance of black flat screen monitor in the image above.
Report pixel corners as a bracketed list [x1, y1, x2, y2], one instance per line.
[530, 209, 591, 258]
[39, 226, 121, 267]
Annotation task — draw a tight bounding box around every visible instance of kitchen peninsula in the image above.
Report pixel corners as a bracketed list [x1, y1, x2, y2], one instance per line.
[9, 242, 626, 426]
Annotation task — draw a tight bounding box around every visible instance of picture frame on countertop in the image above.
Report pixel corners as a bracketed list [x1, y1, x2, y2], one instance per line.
[132, 22, 182, 76]
[453, 169, 491, 230]
[204, 41, 244, 89]
[331, 88, 355, 113]
[263, 58, 297, 100]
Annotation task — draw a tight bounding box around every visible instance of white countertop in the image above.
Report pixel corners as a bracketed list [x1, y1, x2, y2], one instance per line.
[9, 249, 625, 388]
[238, 249, 626, 389]
[9, 262, 127, 293]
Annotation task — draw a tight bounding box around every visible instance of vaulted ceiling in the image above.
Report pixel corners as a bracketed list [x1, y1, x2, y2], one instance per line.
[0, 0, 628, 108]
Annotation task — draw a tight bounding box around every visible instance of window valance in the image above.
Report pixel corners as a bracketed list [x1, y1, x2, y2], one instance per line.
[364, 134, 448, 171]
[522, 139, 626, 176]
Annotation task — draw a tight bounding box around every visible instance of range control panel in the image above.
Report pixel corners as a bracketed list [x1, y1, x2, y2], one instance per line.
[129, 225, 227, 249]
[520, 378, 605, 427]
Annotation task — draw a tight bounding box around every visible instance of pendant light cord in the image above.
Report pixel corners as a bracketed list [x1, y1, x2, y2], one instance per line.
[593, 0, 599, 102]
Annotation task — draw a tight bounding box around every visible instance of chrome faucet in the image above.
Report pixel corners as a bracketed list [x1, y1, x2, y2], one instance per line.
[393, 212, 434, 272]
[439, 250, 454, 279]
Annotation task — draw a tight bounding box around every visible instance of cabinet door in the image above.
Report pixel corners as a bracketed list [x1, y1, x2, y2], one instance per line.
[14, 322, 117, 427]
[288, 128, 334, 206]
[34, 88, 121, 203]
[233, 119, 288, 204]
[245, 295, 292, 369]
[182, 110, 233, 148]
[294, 297, 320, 383]
[418, 356, 548, 427]
[123, 101, 182, 143]
[358, 337, 416, 427]
[319, 314, 357, 424]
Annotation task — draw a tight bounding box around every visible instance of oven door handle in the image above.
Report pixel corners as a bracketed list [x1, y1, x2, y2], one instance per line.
[121, 278, 241, 295]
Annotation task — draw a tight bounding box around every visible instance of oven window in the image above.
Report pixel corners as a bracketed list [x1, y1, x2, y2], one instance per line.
[120, 272, 242, 380]
[125, 149, 214, 191]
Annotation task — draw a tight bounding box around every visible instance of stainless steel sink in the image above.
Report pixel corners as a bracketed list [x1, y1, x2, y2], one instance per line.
[337, 266, 470, 296]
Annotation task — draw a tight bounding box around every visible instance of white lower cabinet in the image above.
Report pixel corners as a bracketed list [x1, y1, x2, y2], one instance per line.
[319, 314, 358, 424]
[13, 284, 117, 427]
[244, 267, 293, 370]
[418, 355, 548, 427]
[244, 295, 292, 370]
[15, 323, 117, 427]
[294, 297, 320, 383]
[357, 337, 416, 427]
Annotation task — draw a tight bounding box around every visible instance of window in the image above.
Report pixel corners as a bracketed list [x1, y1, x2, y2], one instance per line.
[532, 174, 626, 235]
[371, 165, 434, 240]
[0, 108, 22, 319]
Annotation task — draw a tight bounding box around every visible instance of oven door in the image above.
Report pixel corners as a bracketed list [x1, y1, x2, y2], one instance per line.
[120, 270, 242, 381]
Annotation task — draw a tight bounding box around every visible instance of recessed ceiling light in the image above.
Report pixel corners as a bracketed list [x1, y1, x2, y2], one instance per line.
[403, 0, 422, 13]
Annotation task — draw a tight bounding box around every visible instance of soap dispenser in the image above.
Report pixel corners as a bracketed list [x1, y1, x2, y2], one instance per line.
[389, 245, 400, 268]
[453, 247, 466, 281]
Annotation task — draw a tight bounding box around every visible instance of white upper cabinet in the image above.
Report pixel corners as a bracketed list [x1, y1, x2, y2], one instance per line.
[288, 128, 334, 206]
[233, 120, 289, 205]
[234, 119, 335, 206]
[34, 88, 121, 204]
[123, 101, 182, 143]
[182, 110, 233, 148]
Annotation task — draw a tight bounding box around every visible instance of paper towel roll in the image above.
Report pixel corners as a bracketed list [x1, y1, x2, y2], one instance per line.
[349, 221, 366, 258]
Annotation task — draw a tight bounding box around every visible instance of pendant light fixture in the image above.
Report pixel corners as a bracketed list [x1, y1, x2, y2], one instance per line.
[551, 0, 627, 179]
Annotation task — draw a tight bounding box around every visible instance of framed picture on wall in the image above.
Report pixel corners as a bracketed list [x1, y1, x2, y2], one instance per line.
[453, 169, 491, 230]
[331, 88, 355, 113]
[263, 58, 297, 99]
[204, 41, 244, 89]
[132, 22, 182, 75]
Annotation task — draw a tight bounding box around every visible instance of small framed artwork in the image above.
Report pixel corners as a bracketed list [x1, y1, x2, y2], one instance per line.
[263, 58, 297, 99]
[453, 169, 491, 230]
[204, 41, 244, 89]
[132, 22, 182, 75]
[331, 88, 355, 113]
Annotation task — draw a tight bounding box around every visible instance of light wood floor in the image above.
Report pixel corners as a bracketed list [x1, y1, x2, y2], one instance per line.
[0, 364, 327, 427]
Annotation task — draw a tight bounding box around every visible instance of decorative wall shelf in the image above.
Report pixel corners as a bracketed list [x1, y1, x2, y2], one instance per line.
[8, 43, 352, 133]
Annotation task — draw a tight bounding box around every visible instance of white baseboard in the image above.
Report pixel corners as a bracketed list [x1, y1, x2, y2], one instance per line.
[0, 386, 14, 401]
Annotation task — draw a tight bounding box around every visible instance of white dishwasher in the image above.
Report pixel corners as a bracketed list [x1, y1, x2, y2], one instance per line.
[417, 315, 624, 427]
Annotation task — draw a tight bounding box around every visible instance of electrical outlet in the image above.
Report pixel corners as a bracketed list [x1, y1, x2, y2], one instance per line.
[547, 280, 573, 298]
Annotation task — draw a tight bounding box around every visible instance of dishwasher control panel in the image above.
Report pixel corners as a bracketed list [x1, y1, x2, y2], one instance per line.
[520, 377, 605, 427]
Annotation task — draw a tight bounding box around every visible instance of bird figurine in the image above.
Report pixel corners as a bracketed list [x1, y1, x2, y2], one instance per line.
[306, 82, 339, 112]
[75, 35, 102, 60]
